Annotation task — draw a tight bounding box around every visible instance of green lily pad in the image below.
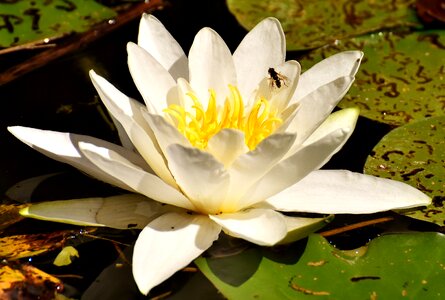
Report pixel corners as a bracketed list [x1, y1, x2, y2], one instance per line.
[364, 116, 445, 225]
[196, 232, 445, 299]
[298, 29, 445, 126]
[0, 0, 116, 48]
[227, 0, 421, 51]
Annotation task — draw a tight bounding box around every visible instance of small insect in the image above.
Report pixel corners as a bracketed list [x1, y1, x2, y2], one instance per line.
[268, 67, 288, 89]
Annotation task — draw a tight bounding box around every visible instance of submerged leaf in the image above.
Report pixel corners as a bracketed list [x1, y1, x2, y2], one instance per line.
[299, 29, 445, 126]
[196, 232, 445, 299]
[0, 0, 116, 48]
[227, 0, 421, 51]
[0, 230, 71, 260]
[364, 116, 445, 225]
[0, 204, 26, 232]
[0, 263, 63, 300]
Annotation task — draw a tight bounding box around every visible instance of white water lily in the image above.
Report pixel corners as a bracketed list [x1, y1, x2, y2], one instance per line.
[8, 14, 430, 295]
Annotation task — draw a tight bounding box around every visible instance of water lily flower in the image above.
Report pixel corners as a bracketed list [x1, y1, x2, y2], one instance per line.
[8, 14, 430, 295]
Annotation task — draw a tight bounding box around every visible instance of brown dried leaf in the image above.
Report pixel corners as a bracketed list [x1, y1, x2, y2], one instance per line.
[0, 262, 63, 300]
[0, 230, 71, 260]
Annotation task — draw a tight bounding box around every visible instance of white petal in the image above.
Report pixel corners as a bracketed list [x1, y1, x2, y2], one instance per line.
[287, 76, 356, 146]
[141, 110, 190, 154]
[90, 71, 176, 187]
[189, 27, 236, 108]
[138, 14, 188, 80]
[293, 51, 363, 101]
[227, 133, 296, 210]
[166, 144, 230, 214]
[127, 42, 176, 114]
[277, 214, 333, 244]
[241, 128, 353, 206]
[7, 126, 146, 191]
[266, 170, 432, 214]
[20, 194, 175, 229]
[233, 17, 285, 99]
[79, 142, 195, 210]
[206, 128, 248, 167]
[209, 208, 287, 246]
[286, 107, 359, 159]
[133, 212, 221, 295]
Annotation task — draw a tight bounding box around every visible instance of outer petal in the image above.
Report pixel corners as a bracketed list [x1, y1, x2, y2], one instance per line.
[20, 194, 176, 229]
[127, 42, 176, 114]
[239, 128, 353, 208]
[277, 214, 333, 245]
[286, 76, 356, 146]
[90, 71, 177, 187]
[133, 212, 221, 295]
[138, 13, 188, 80]
[7, 126, 146, 192]
[286, 107, 359, 159]
[266, 170, 432, 214]
[210, 208, 287, 246]
[188, 27, 236, 108]
[166, 144, 230, 214]
[233, 17, 285, 99]
[292, 51, 363, 102]
[206, 128, 248, 167]
[79, 142, 195, 211]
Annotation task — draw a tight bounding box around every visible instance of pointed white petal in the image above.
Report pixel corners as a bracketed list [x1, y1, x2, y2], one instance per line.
[209, 208, 287, 246]
[286, 107, 359, 159]
[266, 170, 432, 214]
[166, 144, 230, 214]
[138, 13, 188, 80]
[90, 71, 176, 187]
[127, 42, 176, 114]
[287, 76, 356, 145]
[241, 128, 353, 206]
[79, 142, 195, 210]
[133, 212, 221, 295]
[189, 27, 236, 108]
[233, 17, 285, 99]
[141, 110, 190, 156]
[20, 194, 176, 229]
[8, 126, 146, 191]
[293, 51, 363, 101]
[278, 215, 333, 244]
[227, 133, 296, 210]
[206, 129, 248, 167]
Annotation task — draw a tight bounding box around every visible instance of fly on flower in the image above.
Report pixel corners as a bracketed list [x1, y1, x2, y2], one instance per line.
[268, 67, 289, 89]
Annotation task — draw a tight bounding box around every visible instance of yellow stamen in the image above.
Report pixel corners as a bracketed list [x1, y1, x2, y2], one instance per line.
[164, 85, 282, 150]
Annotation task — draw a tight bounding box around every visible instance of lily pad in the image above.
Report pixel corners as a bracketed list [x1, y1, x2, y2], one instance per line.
[364, 116, 445, 225]
[196, 232, 445, 299]
[227, 0, 421, 51]
[298, 29, 445, 126]
[0, 0, 116, 48]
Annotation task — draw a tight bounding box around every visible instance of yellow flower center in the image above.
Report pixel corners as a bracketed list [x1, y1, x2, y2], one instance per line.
[164, 85, 282, 150]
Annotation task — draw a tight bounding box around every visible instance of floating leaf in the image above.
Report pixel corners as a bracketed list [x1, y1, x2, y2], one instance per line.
[298, 29, 445, 126]
[196, 232, 445, 299]
[20, 194, 171, 229]
[364, 116, 445, 225]
[0, 262, 63, 300]
[0, 230, 72, 260]
[227, 0, 421, 51]
[0, 0, 117, 48]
